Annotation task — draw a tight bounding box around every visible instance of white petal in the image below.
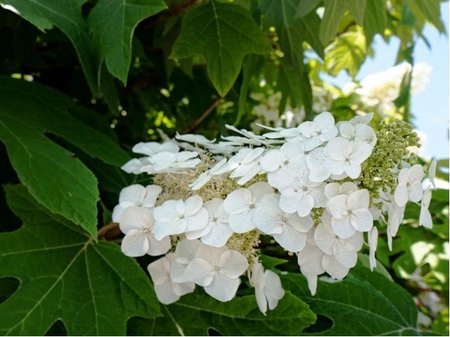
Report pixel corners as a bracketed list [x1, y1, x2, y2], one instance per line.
[296, 194, 315, 217]
[142, 185, 162, 207]
[428, 159, 437, 189]
[326, 195, 348, 219]
[314, 223, 335, 255]
[154, 282, 180, 305]
[322, 255, 349, 279]
[146, 235, 171, 256]
[229, 212, 256, 233]
[304, 273, 318, 295]
[150, 152, 177, 171]
[274, 225, 307, 252]
[260, 150, 283, 172]
[183, 258, 215, 286]
[324, 183, 341, 199]
[147, 255, 170, 285]
[132, 142, 161, 155]
[248, 182, 273, 201]
[339, 122, 355, 138]
[121, 230, 149, 257]
[344, 163, 362, 179]
[201, 223, 233, 247]
[325, 138, 350, 161]
[368, 227, 378, 271]
[219, 250, 249, 278]
[120, 207, 153, 233]
[351, 209, 373, 232]
[347, 189, 370, 210]
[297, 243, 325, 275]
[172, 281, 195, 297]
[394, 184, 409, 207]
[112, 204, 125, 223]
[289, 214, 314, 232]
[184, 195, 203, 216]
[255, 287, 267, 315]
[224, 189, 252, 215]
[186, 208, 209, 232]
[409, 164, 424, 181]
[331, 217, 356, 239]
[204, 274, 241, 302]
[409, 182, 423, 202]
[119, 184, 146, 205]
[350, 143, 372, 163]
[332, 242, 358, 268]
[264, 270, 285, 310]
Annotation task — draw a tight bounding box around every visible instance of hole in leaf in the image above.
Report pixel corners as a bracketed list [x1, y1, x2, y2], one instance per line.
[45, 319, 68, 336]
[0, 277, 20, 304]
[303, 314, 333, 334]
[207, 327, 221, 336]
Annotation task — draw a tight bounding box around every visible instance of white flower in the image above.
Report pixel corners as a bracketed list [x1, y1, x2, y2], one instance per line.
[428, 159, 437, 189]
[190, 158, 227, 190]
[324, 182, 358, 200]
[121, 158, 151, 174]
[141, 150, 201, 173]
[338, 122, 377, 147]
[215, 148, 265, 185]
[297, 111, 338, 151]
[132, 141, 179, 156]
[296, 242, 324, 295]
[278, 174, 326, 217]
[186, 198, 233, 247]
[260, 139, 307, 187]
[327, 189, 373, 238]
[153, 195, 209, 240]
[419, 188, 432, 229]
[313, 213, 363, 268]
[368, 227, 378, 271]
[119, 207, 171, 257]
[183, 245, 248, 302]
[250, 262, 285, 315]
[175, 133, 215, 146]
[112, 184, 162, 222]
[254, 193, 313, 252]
[170, 239, 202, 283]
[394, 164, 424, 206]
[306, 147, 331, 183]
[223, 182, 273, 233]
[325, 137, 372, 178]
[148, 253, 195, 305]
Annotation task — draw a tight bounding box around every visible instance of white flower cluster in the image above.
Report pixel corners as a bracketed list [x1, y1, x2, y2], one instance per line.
[114, 111, 435, 314]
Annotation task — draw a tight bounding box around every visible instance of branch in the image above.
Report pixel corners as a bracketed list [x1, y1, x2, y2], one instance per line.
[98, 222, 120, 238]
[183, 97, 223, 133]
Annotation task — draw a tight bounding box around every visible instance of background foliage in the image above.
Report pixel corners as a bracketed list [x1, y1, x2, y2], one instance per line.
[0, 0, 447, 335]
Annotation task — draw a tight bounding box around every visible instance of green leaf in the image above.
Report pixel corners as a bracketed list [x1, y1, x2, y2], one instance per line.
[0, 185, 160, 335]
[319, 0, 347, 45]
[172, 1, 270, 96]
[283, 265, 420, 335]
[0, 0, 98, 93]
[346, 0, 367, 25]
[363, 0, 387, 45]
[262, 0, 324, 59]
[0, 77, 129, 237]
[88, 0, 166, 84]
[128, 291, 315, 335]
[296, 0, 322, 18]
[408, 0, 446, 33]
[325, 29, 366, 77]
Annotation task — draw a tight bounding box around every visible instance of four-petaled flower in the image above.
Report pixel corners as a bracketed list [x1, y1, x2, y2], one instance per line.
[394, 164, 424, 206]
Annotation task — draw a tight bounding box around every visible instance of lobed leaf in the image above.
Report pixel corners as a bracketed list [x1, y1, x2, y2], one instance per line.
[0, 77, 129, 237]
[172, 1, 270, 96]
[0, 185, 160, 335]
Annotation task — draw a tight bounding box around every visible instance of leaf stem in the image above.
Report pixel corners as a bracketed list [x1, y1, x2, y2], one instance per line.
[98, 222, 119, 237]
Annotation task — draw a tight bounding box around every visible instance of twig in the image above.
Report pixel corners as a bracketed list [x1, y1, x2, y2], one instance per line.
[183, 97, 223, 133]
[98, 222, 119, 237]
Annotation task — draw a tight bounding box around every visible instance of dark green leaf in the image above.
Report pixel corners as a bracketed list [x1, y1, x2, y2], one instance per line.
[0, 77, 129, 236]
[129, 291, 315, 335]
[283, 265, 420, 335]
[88, 0, 166, 84]
[172, 1, 270, 96]
[347, 0, 367, 25]
[319, 0, 346, 44]
[0, 185, 160, 335]
[295, 0, 321, 18]
[363, 0, 387, 45]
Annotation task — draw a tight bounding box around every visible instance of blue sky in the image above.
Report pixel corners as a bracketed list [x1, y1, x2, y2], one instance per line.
[327, 3, 449, 160]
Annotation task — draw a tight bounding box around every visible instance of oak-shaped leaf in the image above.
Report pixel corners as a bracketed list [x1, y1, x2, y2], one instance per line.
[172, 1, 270, 96]
[0, 77, 129, 238]
[0, 185, 160, 335]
